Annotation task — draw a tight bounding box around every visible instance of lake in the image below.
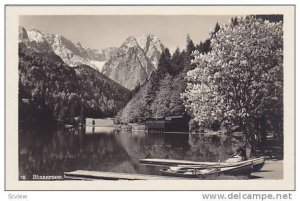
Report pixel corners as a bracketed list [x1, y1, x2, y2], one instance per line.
[19, 122, 245, 180]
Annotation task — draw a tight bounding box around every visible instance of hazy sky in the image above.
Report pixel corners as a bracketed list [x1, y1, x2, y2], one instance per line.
[20, 15, 234, 52]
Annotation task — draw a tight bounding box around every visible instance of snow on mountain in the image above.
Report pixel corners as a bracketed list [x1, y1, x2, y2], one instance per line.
[20, 27, 107, 71]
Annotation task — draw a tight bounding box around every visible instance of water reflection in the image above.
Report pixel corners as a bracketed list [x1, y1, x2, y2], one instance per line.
[85, 126, 115, 134]
[19, 126, 243, 180]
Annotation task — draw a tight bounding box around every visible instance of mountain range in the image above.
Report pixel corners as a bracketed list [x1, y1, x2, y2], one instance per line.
[19, 26, 165, 90]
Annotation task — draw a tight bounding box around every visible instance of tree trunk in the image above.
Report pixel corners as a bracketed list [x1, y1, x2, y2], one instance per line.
[242, 123, 257, 158]
[259, 116, 267, 150]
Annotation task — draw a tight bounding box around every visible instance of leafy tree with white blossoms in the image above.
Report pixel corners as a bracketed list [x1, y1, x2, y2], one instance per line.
[182, 16, 283, 155]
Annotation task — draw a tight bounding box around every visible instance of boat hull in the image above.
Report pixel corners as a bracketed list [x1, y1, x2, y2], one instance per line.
[141, 157, 265, 172]
[160, 163, 253, 178]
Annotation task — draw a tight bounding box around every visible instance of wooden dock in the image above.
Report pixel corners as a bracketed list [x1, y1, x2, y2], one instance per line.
[64, 170, 183, 180]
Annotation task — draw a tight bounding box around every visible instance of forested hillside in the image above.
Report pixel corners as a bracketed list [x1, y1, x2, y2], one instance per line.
[19, 43, 131, 125]
[115, 32, 216, 124]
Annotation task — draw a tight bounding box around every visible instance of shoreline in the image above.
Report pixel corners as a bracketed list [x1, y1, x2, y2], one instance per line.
[251, 159, 283, 179]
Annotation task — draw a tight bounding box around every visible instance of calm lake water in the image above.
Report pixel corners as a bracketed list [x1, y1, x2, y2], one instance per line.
[19, 122, 245, 180]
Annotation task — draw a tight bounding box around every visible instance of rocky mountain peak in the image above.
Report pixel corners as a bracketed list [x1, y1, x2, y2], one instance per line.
[102, 34, 162, 90]
[137, 34, 165, 68]
[122, 36, 139, 48]
[18, 26, 29, 43]
[75, 42, 83, 48]
[27, 29, 47, 43]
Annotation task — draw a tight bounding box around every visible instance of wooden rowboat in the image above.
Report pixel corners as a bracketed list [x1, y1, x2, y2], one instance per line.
[140, 157, 265, 172]
[160, 162, 253, 178]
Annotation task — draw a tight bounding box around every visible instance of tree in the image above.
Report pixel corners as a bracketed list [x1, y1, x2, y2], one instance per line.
[195, 39, 211, 55]
[158, 48, 172, 73]
[212, 22, 220, 35]
[182, 16, 283, 155]
[150, 74, 173, 118]
[169, 72, 186, 115]
[186, 34, 195, 61]
[170, 47, 185, 75]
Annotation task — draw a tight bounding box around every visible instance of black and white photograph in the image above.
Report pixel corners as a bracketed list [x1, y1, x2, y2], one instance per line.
[5, 5, 295, 191]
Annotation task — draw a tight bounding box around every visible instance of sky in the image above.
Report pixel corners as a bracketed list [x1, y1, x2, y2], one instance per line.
[20, 15, 234, 53]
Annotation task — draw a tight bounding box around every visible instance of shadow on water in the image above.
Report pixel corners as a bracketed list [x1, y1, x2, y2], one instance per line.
[256, 170, 273, 173]
[163, 133, 190, 149]
[19, 125, 244, 180]
[249, 175, 264, 179]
